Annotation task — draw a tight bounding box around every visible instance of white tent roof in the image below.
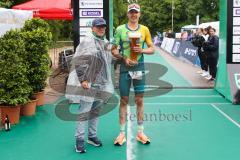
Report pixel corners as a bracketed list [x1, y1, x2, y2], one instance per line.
[181, 24, 198, 29]
[0, 8, 33, 37]
[199, 21, 219, 29]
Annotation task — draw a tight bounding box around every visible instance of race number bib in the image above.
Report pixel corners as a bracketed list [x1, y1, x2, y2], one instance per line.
[128, 71, 143, 80]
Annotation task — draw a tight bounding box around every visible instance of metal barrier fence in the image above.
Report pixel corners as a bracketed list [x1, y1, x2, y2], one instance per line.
[50, 41, 74, 69]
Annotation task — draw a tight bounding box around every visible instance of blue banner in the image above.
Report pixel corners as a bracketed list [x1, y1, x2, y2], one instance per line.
[171, 40, 182, 57]
[179, 41, 198, 65]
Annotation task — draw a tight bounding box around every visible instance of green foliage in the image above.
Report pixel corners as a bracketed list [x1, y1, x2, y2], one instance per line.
[1, 0, 72, 42]
[22, 18, 52, 93]
[0, 0, 29, 8]
[46, 20, 73, 42]
[23, 18, 50, 32]
[113, 0, 128, 27]
[0, 0, 13, 8]
[113, 0, 219, 34]
[0, 30, 32, 106]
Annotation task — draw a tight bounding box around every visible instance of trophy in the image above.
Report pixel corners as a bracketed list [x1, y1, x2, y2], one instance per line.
[128, 31, 141, 61]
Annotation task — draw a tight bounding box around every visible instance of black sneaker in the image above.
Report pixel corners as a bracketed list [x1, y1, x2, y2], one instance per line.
[87, 137, 102, 147]
[75, 139, 86, 153]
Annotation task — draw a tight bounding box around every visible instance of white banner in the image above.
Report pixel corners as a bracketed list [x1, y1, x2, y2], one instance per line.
[233, 26, 240, 35]
[233, 8, 240, 16]
[165, 38, 175, 53]
[233, 54, 240, 62]
[160, 37, 168, 49]
[80, 18, 95, 27]
[233, 45, 240, 53]
[233, 36, 240, 44]
[234, 0, 240, 7]
[80, 0, 103, 8]
[79, 27, 92, 36]
[233, 17, 240, 25]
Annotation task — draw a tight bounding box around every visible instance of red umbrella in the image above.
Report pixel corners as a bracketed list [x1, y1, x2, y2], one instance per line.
[12, 0, 72, 20]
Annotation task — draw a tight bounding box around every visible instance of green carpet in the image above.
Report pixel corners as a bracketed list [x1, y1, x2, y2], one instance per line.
[1, 50, 240, 160]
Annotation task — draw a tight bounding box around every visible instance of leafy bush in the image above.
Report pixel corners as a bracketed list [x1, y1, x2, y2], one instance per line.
[0, 29, 32, 106]
[0, 18, 52, 106]
[22, 18, 52, 93]
[23, 18, 50, 32]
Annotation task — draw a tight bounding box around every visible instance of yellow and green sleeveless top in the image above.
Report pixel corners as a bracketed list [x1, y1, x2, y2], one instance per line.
[112, 24, 153, 71]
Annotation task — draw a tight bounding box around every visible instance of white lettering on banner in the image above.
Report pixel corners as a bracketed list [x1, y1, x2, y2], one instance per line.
[184, 48, 197, 56]
[165, 38, 175, 53]
[233, 27, 240, 35]
[233, 36, 240, 44]
[234, 73, 240, 89]
[79, 27, 92, 36]
[234, 0, 240, 7]
[80, 0, 103, 8]
[161, 37, 167, 49]
[233, 17, 240, 26]
[233, 45, 240, 53]
[79, 18, 95, 27]
[233, 17, 240, 25]
[80, 9, 103, 17]
[233, 54, 240, 62]
[172, 42, 180, 54]
[233, 8, 240, 16]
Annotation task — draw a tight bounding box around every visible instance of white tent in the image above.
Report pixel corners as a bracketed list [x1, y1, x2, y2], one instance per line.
[199, 21, 219, 29]
[181, 24, 198, 30]
[0, 8, 33, 37]
[199, 21, 219, 35]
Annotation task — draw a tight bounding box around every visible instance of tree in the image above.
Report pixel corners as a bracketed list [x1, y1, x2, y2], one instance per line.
[0, 0, 30, 8]
[113, 0, 219, 34]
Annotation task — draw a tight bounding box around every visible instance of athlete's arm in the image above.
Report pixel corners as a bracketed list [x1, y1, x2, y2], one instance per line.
[111, 45, 137, 66]
[142, 44, 154, 55]
[111, 45, 123, 60]
[133, 27, 154, 55]
[143, 27, 155, 54]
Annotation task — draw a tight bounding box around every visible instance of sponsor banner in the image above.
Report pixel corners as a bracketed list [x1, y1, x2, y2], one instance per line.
[161, 37, 168, 49]
[233, 54, 240, 62]
[233, 17, 240, 25]
[233, 45, 240, 53]
[165, 38, 175, 53]
[234, 0, 240, 7]
[227, 64, 240, 103]
[80, 9, 103, 17]
[79, 18, 95, 27]
[233, 36, 240, 44]
[79, 27, 92, 36]
[233, 8, 240, 16]
[171, 40, 182, 57]
[233, 26, 240, 35]
[161, 38, 198, 66]
[80, 0, 103, 8]
[178, 41, 198, 65]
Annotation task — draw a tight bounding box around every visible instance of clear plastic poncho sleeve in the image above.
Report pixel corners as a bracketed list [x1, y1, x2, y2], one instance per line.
[65, 34, 114, 103]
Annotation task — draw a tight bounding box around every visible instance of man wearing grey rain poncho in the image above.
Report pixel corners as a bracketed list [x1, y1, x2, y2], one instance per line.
[65, 18, 113, 153]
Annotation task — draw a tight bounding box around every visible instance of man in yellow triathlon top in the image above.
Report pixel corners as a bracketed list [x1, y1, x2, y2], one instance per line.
[111, 3, 154, 145]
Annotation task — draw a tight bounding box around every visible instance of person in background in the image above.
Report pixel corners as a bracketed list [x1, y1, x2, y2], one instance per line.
[199, 27, 211, 77]
[191, 28, 208, 75]
[202, 28, 209, 41]
[203, 27, 219, 81]
[187, 29, 196, 41]
[181, 31, 188, 41]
